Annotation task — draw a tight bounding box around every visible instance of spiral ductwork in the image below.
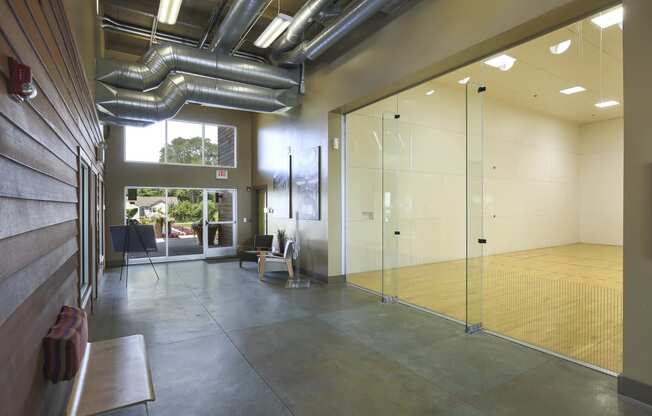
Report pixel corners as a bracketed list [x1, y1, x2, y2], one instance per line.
[95, 74, 301, 123]
[99, 113, 154, 127]
[209, 0, 268, 52]
[275, 0, 393, 66]
[96, 44, 300, 91]
[270, 0, 333, 55]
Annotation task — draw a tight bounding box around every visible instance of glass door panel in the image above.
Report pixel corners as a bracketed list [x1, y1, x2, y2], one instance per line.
[381, 111, 403, 302]
[466, 84, 485, 332]
[205, 189, 237, 257]
[167, 189, 203, 257]
[124, 188, 166, 259]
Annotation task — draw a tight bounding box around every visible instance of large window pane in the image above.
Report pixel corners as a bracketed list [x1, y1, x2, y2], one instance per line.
[166, 121, 203, 165]
[125, 123, 166, 163]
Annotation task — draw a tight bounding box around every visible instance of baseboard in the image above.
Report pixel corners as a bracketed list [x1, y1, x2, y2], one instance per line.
[327, 274, 346, 284]
[618, 375, 652, 407]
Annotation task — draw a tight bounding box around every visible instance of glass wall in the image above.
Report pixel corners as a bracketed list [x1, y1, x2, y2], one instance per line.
[347, 79, 471, 323]
[345, 8, 623, 373]
[124, 187, 237, 261]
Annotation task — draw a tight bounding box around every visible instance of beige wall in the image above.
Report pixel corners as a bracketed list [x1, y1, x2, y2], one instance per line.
[579, 118, 624, 245]
[255, 0, 618, 279]
[484, 97, 581, 254]
[623, 0, 652, 392]
[105, 105, 255, 265]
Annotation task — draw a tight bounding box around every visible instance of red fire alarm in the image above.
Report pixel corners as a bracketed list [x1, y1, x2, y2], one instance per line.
[9, 57, 37, 101]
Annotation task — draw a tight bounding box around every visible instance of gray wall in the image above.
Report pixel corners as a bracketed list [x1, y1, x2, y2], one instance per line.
[254, 0, 617, 279]
[105, 104, 255, 266]
[623, 0, 652, 396]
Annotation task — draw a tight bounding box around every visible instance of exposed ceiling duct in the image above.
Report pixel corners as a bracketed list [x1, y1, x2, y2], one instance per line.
[269, 0, 333, 55]
[96, 0, 397, 125]
[209, 0, 268, 52]
[96, 44, 300, 90]
[99, 114, 155, 127]
[96, 73, 301, 123]
[274, 0, 393, 66]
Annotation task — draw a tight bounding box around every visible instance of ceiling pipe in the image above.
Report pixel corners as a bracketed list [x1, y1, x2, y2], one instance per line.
[274, 0, 393, 66]
[95, 74, 301, 123]
[209, 0, 269, 52]
[269, 0, 333, 56]
[96, 43, 300, 90]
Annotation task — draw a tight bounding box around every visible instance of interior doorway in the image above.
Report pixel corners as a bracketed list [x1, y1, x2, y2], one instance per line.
[125, 187, 238, 261]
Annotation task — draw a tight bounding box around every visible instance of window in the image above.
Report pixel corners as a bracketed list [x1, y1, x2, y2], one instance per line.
[79, 157, 91, 305]
[125, 120, 237, 168]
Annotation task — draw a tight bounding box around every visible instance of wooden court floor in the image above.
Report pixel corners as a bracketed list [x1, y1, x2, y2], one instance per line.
[347, 243, 623, 372]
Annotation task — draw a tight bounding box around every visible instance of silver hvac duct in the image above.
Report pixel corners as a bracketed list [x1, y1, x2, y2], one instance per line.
[270, 0, 332, 55]
[95, 74, 301, 123]
[209, 0, 268, 52]
[99, 113, 153, 127]
[96, 44, 300, 91]
[275, 0, 392, 66]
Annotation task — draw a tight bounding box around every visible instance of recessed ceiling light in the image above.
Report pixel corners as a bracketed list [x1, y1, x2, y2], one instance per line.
[595, 100, 619, 108]
[591, 6, 623, 29]
[254, 14, 293, 48]
[560, 86, 587, 95]
[458, 77, 471, 85]
[425, 89, 435, 96]
[157, 0, 183, 25]
[483, 54, 517, 71]
[550, 39, 572, 55]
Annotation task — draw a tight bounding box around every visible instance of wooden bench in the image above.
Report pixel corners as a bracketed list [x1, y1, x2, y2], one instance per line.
[66, 334, 155, 416]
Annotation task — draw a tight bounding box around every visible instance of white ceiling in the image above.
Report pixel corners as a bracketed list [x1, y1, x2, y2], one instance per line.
[420, 6, 623, 125]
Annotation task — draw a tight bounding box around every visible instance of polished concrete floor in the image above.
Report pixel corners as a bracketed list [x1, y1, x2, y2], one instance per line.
[92, 260, 648, 416]
[349, 243, 623, 372]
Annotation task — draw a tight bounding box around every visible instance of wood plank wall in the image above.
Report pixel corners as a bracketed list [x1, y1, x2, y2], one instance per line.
[0, 0, 103, 414]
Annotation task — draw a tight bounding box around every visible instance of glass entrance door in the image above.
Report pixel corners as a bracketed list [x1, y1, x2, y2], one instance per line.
[204, 189, 237, 257]
[381, 111, 403, 302]
[466, 84, 485, 332]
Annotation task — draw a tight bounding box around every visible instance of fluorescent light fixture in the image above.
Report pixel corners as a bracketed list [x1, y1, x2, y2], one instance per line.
[458, 77, 471, 85]
[591, 6, 623, 29]
[425, 89, 435, 96]
[550, 39, 572, 55]
[254, 14, 292, 48]
[483, 54, 517, 71]
[595, 100, 620, 108]
[560, 86, 587, 95]
[158, 0, 183, 25]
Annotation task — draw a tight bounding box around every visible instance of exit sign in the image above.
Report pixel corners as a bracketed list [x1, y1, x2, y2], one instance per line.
[216, 169, 228, 179]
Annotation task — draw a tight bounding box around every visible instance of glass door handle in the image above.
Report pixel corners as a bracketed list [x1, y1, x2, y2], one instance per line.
[478, 238, 487, 244]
